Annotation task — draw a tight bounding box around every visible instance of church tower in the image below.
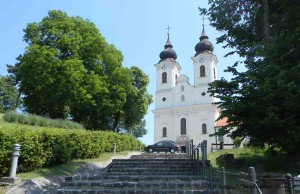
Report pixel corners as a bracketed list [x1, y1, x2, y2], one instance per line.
[154, 30, 181, 110]
[192, 25, 218, 103]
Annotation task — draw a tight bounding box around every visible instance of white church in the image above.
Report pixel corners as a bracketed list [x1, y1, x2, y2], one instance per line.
[152, 26, 233, 152]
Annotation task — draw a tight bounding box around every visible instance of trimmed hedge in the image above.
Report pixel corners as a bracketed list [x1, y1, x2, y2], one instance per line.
[0, 126, 143, 177]
[3, 111, 84, 129]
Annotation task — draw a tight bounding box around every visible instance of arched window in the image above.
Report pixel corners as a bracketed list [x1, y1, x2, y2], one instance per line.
[181, 95, 185, 102]
[175, 74, 178, 84]
[213, 68, 216, 79]
[181, 85, 184, 92]
[162, 72, 167, 83]
[202, 123, 207, 134]
[163, 127, 167, 137]
[200, 65, 205, 77]
[180, 118, 186, 135]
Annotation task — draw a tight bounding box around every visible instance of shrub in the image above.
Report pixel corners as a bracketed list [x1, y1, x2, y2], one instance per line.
[3, 111, 84, 129]
[2, 111, 18, 123]
[0, 126, 143, 177]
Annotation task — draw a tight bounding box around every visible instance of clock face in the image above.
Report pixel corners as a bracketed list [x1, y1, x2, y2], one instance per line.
[199, 57, 206, 63]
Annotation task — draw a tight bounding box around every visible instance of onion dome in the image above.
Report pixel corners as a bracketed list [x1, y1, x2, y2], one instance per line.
[195, 25, 214, 56]
[159, 33, 177, 63]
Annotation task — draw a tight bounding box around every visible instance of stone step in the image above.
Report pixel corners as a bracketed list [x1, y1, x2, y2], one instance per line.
[105, 172, 197, 176]
[130, 153, 189, 159]
[109, 163, 195, 167]
[61, 180, 209, 190]
[113, 159, 193, 162]
[106, 167, 195, 172]
[54, 188, 212, 194]
[65, 175, 205, 182]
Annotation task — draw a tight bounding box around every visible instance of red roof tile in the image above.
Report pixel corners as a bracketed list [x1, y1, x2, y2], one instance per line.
[215, 117, 228, 127]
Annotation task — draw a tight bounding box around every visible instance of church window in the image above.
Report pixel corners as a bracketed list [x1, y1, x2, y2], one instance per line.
[200, 65, 205, 77]
[213, 68, 216, 79]
[181, 85, 184, 92]
[180, 118, 186, 135]
[162, 72, 167, 83]
[175, 74, 178, 84]
[202, 123, 207, 134]
[163, 127, 167, 137]
[181, 95, 185, 102]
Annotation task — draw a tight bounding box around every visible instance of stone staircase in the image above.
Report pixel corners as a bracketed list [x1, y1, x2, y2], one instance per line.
[53, 153, 214, 193]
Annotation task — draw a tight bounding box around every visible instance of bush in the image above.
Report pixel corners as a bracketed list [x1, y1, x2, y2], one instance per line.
[2, 111, 18, 123]
[0, 126, 143, 177]
[3, 111, 84, 129]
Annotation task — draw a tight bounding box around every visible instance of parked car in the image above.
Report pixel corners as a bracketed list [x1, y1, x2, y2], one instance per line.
[146, 140, 179, 153]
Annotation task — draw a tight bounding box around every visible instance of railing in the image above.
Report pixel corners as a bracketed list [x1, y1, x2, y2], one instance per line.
[187, 139, 214, 193]
[216, 167, 262, 194]
[211, 142, 234, 152]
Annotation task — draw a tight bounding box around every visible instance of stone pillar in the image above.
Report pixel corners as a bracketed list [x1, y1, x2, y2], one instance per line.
[9, 144, 21, 178]
[0, 144, 22, 184]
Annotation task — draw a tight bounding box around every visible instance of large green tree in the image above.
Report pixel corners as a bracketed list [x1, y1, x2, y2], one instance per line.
[8, 10, 152, 132]
[202, 0, 300, 163]
[0, 76, 18, 112]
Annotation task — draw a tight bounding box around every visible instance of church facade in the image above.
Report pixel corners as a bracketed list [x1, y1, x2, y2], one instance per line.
[152, 26, 232, 151]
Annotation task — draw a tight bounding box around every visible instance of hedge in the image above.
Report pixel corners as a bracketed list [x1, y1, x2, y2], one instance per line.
[0, 126, 143, 177]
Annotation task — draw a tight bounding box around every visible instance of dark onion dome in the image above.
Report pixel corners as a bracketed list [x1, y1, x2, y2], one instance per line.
[195, 25, 214, 56]
[159, 33, 177, 63]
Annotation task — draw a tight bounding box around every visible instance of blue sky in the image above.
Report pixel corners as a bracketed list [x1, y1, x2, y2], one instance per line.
[0, 0, 241, 145]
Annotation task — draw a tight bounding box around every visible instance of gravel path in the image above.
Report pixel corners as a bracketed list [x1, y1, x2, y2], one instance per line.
[4, 152, 141, 194]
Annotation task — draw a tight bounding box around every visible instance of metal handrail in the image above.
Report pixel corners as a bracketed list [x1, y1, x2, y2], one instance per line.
[216, 170, 248, 177]
[239, 178, 263, 194]
[192, 143, 202, 153]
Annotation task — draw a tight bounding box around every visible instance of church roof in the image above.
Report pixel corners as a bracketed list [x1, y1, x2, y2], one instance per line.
[159, 31, 177, 63]
[177, 74, 189, 83]
[215, 117, 228, 127]
[194, 25, 214, 56]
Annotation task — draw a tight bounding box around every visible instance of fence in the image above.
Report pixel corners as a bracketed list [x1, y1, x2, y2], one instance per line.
[217, 166, 262, 194]
[211, 142, 234, 152]
[187, 139, 214, 193]
[216, 167, 300, 194]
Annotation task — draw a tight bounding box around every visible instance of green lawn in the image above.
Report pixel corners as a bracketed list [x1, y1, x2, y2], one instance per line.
[17, 151, 132, 180]
[208, 147, 296, 174]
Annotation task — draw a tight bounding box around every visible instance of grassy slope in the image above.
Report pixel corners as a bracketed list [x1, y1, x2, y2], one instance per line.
[208, 148, 296, 174]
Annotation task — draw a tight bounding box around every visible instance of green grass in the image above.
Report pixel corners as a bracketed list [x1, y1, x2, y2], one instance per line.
[208, 148, 299, 194]
[17, 151, 131, 180]
[208, 147, 298, 174]
[3, 111, 84, 129]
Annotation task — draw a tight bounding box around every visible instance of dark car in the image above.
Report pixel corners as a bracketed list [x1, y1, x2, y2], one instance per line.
[146, 140, 179, 153]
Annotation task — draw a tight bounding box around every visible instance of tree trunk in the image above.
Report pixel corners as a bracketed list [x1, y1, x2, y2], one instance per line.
[262, 0, 271, 42]
[113, 110, 121, 132]
[14, 90, 21, 111]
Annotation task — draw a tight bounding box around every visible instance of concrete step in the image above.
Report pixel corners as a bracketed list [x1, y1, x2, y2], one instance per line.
[61, 180, 210, 190]
[54, 188, 212, 194]
[109, 164, 195, 167]
[112, 159, 193, 163]
[105, 171, 197, 176]
[65, 175, 206, 182]
[130, 153, 189, 159]
[106, 167, 196, 173]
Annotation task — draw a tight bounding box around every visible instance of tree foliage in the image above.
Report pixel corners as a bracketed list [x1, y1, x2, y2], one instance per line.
[8, 10, 152, 133]
[0, 76, 18, 112]
[202, 0, 300, 160]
